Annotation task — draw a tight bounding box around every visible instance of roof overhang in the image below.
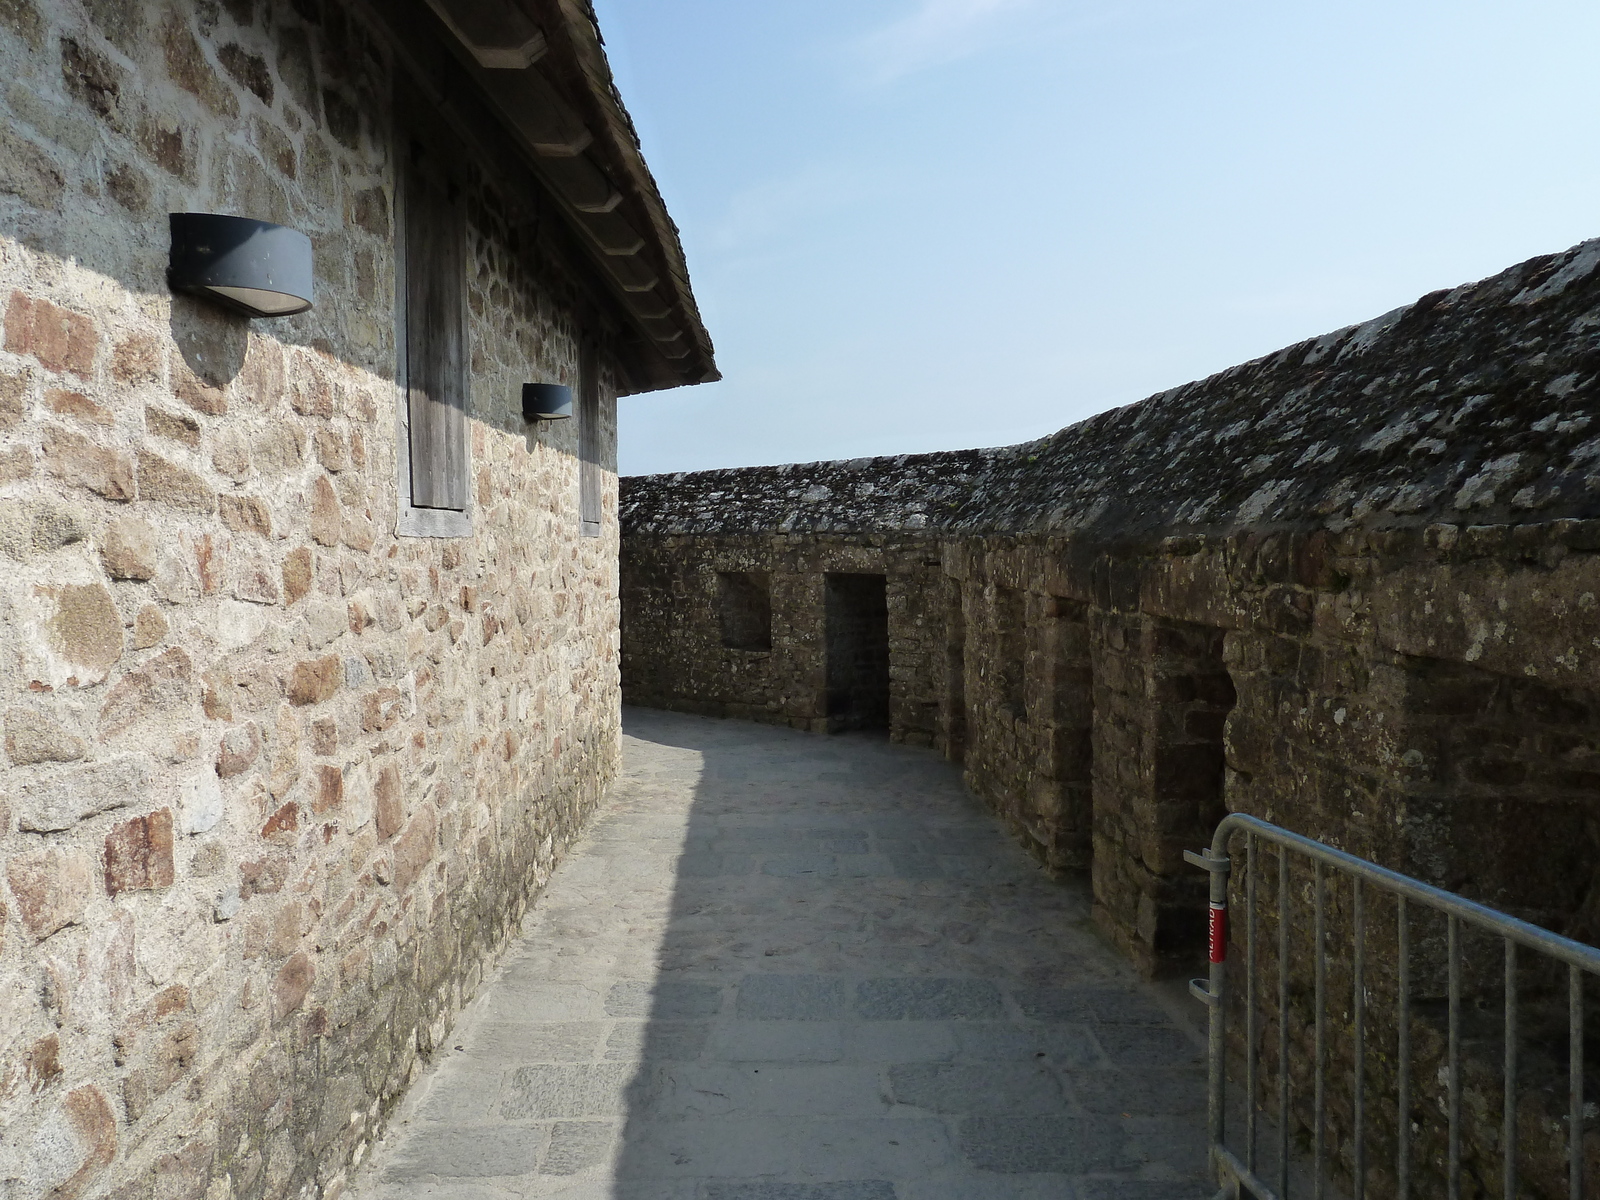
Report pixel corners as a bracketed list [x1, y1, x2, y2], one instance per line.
[361, 0, 718, 394]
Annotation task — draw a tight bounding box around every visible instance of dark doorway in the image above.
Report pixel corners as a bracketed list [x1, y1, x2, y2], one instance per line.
[825, 573, 890, 733]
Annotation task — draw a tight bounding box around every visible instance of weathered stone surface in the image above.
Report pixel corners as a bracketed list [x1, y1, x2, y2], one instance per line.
[136, 449, 215, 512]
[111, 334, 162, 385]
[161, 8, 238, 118]
[309, 474, 341, 546]
[101, 515, 159, 580]
[373, 763, 402, 840]
[99, 648, 195, 737]
[391, 805, 436, 891]
[219, 494, 272, 537]
[47, 387, 110, 424]
[44, 582, 123, 682]
[3, 292, 96, 378]
[217, 723, 261, 778]
[282, 545, 313, 606]
[311, 763, 341, 813]
[122, 1022, 197, 1121]
[15, 756, 148, 832]
[6, 846, 93, 940]
[104, 808, 175, 895]
[272, 951, 314, 1021]
[287, 654, 341, 706]
[145, 404, 201, 448]
[42, 427, 134, 500]
[4, 706, 88, 764]
[132, 604, 167, 649]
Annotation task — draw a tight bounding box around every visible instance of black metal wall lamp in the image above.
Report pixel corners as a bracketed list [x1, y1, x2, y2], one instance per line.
[523, 383, 572, 421]
[168, 213, 314, 318]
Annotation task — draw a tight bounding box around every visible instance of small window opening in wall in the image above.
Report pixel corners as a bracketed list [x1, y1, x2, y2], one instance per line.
[579, 341, 601, 538]
[717, 571, 772, 651]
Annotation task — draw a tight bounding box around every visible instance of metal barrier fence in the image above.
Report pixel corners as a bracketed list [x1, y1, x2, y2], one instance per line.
[1188, 813, 1600, 1200]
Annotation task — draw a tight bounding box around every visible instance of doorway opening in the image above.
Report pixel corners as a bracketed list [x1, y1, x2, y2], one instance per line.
[825, 573, 890, 733]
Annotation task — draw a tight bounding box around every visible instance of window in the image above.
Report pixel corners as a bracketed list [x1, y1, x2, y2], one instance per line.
[717, 571, 772, 651]
[395, 100, 470, 537]
[578, 342, 601, 537]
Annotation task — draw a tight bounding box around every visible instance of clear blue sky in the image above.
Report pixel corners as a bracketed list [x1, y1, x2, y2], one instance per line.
[597, 0, 1600, 477]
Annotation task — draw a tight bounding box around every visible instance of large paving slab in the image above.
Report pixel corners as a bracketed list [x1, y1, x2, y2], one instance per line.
[352, 708, 1212, 1200]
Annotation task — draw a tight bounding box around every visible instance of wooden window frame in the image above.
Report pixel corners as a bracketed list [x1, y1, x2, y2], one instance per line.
[393, 99, 472, 539]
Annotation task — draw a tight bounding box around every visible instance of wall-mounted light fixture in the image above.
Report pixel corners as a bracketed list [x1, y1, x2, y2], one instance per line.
[522, 383, 572, 421]
[168, 213, 314, 318]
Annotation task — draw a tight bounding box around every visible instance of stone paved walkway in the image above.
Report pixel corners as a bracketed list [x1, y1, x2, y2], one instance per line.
[353, 708, 1210, 1200]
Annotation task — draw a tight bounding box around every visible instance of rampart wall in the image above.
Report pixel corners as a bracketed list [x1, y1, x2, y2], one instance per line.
[622, 238, 1600, 1193]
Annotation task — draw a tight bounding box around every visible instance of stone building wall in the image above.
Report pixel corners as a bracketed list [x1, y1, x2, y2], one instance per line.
[622, 237, 1600, 1191]
[621, 532, 946, 744]
[0, 3, 650, 1198]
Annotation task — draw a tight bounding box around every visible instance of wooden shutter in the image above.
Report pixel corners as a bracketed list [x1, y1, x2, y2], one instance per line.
[404, 135, 468, 511]
[579, 342, 602, 537]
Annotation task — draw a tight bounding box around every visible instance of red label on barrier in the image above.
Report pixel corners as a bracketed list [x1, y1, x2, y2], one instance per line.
[1208, 901, 1227, 963]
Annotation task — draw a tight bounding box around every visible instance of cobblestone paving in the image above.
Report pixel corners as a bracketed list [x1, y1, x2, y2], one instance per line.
[354, 708, 1210, 1200]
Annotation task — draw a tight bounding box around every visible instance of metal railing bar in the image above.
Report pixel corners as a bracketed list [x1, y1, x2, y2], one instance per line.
[1217, 1143, 1285, 1200]
[1314, 859, 1327, 1200]
[1398, 893, 1410, 1200]
[1280, 842, 1291, 1200]
[1248, 831, 1258, 1176]
[1448, 913, 1461, 1200]
[1211, 815, 1600, 976]
[1504, 937, 1517, 1200]
[1353, 876, 1365, 1200]
[1572, 964, 1585, 1200]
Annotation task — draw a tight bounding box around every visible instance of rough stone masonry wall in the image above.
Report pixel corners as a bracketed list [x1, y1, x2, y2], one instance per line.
[621, 531, 945, 744]
[0, 4, 623, 1199]
[623, 237, 1600, 1192]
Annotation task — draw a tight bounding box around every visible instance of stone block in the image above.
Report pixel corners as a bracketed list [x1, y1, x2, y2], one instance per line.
[15, 756, 148, 832]
[604, 979, 722, 1018]
[957, 1114, 1129, 1173]
[122, 1022, 198, 1122]
[272, 951, 314, 1020]
[136, 449, 215, 512]
[287, 654, 342, 706]
[373, 764, 403, 840]
[99, 647, 194, 737]
[145, 405, 201, 448]
[4, 706, 88, 764]
[0, 123, 63, 211]
[309, 475, 341, 546]
[4, 292, 96, 378]
[854, 978, 1002, 1020]
[161, 9, 238, 118]
[47, 387, 111, 425]
[43, 582, 123, 683]
[111, 334, 162, 385]
[391, 805, 436, 891]
[735, 975, 850, 1021]
[361, 687, 402, 732]
[313, 764, 343, 813]
[6, 845, 93, 940]
[217, 723, 262, 778]
[104, 808, 175, 895]
[219, 494, 272, 537]
[40, 1085, 118, 1198]
[42, 427, 135, 501]
[282, 546, 313, 606]
[102, 515, 158, 580]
